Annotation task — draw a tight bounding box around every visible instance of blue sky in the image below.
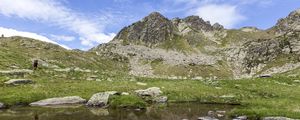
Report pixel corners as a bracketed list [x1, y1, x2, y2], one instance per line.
[0, 0, 299, 50]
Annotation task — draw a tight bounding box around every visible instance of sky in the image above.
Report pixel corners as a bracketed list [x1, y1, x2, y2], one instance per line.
[0, 0, 299, 50]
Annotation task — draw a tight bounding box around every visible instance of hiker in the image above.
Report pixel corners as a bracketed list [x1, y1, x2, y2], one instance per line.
[33, 60, 38, 70]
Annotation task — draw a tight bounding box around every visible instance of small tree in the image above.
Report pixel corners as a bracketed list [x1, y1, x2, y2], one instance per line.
[1, 34, 4, 38]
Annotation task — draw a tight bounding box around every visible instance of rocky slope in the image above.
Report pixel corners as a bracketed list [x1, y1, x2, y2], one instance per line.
[92, 8, 300, 79]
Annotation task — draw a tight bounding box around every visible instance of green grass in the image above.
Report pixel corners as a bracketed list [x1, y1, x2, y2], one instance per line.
[110, 95, 147, 109]
[1, 71, 300, 118]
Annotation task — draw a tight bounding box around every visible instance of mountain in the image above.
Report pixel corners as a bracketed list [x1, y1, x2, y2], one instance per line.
[92, 9, 300, 79]
[1, 9, 300, 80]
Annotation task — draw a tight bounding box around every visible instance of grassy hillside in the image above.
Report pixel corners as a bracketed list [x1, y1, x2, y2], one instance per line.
[0, 36, 129, 76]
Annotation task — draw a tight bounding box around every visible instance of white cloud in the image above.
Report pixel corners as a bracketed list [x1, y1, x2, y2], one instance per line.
[190, 4, 246, 28]
[0, 0, 115, 47]
[0, 27, 71, 49]
[50, 35, 75, 42]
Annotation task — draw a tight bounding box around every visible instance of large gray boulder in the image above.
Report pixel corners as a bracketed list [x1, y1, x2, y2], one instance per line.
[30, 96, 86, 106]
[135, 87, 162, 97]
[86, 92, 116, 107]
[4, 79, 34, 85]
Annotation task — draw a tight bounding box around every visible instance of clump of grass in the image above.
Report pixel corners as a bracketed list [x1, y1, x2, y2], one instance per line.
[109, 95, 147, 109]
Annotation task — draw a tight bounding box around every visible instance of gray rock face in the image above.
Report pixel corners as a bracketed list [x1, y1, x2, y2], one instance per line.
[183, 16, 215, 31]
[0, 102, 5, 109]
[86, 92, 110, 107]
[135, 87, 162, 97]
[263, 117, 296, 120]
[92, 10, 300, 79]
[4, 79, 34, 85]
[30, 96, 86, 106]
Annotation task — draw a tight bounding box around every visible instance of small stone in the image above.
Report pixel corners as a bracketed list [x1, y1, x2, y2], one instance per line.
[197, 116, 218, 120]
[4, 79, 34, 85]
[217, 114, 224, 118]
[293, 80, 300, 83]
[0, 102, 5, 109]
[121, 92, 130, 95]
[30, 96, 86, 106]
[216, 110, 226, 114]
[263, 117, 295, 120]
[136, 82, 147, 86]
[208, 111, 214, 116]
[233, 116, 247, 120]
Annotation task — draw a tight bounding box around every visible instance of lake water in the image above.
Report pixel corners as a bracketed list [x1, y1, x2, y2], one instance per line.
[0, 103, 235, 120]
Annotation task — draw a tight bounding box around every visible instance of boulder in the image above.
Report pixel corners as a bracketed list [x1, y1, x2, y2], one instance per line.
[30, 96, 86, 106]
[4, 79, 34, 85]
[263, 117, 295, 120]
[86, 92, 112, 107]
[135, 87, 162, 97]
[153, 96, 168, 103]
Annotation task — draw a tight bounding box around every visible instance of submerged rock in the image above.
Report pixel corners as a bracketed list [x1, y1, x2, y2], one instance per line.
[135, 87, 162, 97]
[89, 108, 109, 116]
[4, 79, 34, 85]
[30, 96, 86, 106]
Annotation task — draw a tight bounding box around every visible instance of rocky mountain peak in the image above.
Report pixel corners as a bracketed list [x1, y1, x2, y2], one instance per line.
[183, 15, 217, 31]
[142, 12, 167, 21]
[272, 8, 300, 34]
[113, 11, 176, 46]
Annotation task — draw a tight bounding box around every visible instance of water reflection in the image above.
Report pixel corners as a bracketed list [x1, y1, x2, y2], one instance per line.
[0, 103, 235, 120]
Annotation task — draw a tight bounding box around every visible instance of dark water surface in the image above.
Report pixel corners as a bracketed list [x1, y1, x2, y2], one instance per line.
[0, 103, 236, 120]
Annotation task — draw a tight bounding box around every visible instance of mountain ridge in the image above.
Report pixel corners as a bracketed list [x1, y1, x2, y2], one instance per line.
[1, 9, 300, 79]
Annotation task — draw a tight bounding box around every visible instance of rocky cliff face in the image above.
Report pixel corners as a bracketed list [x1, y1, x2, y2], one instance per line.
[93, 9, 300, 79]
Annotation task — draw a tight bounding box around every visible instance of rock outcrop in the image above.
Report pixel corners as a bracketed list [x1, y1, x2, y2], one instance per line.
[135, 87, 162, 97]
[4, 79, 34, 85]
[86, 91, 118, 107]
[30, 96, 86, 106]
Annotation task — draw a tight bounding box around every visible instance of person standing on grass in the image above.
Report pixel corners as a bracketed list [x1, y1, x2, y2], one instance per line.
[33, 60, 39, 70]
